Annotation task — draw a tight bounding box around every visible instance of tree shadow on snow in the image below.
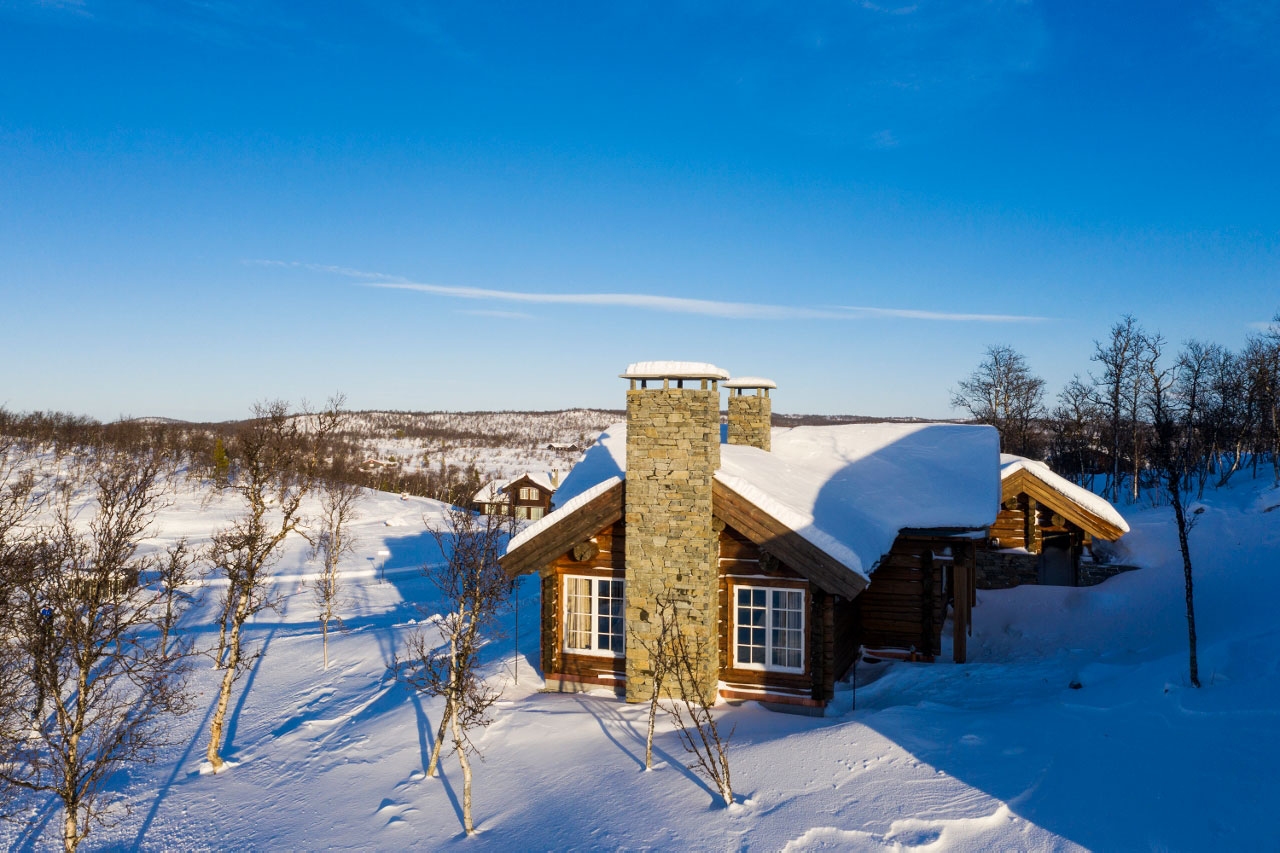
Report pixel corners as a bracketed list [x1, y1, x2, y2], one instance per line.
[569, 694, 721, 805]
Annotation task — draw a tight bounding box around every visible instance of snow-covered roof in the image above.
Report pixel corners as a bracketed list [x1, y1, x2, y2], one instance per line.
[473, 471, 560, 504]
[723, 376, 777, 390]
[517, 471, 558, 493]
[546, 421, 1001, 580]
[619, 361, 729, 380]
[1000, 454, 1130, 536]
[507, 476, 623, 554]
[472, 481, 510, 504]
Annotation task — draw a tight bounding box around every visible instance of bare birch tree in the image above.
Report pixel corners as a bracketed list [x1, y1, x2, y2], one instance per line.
[305, 473, 362, 670]
[1145, 342, 1201, 687]
[663, 611, 735, 807]
[394, 505, 513, 835]
[0, 450, 195, 852]
[1092, 315, 1143, 503]
[633, 593, 678, 771]
[204, 399, 336, 773]
[952, 344, 1046, 457]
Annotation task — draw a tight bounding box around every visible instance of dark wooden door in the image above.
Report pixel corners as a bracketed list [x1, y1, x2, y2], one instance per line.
[1038, 534, 1076, 586]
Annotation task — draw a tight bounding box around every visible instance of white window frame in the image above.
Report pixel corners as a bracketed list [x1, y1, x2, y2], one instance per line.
[529, 506, 545, 520]
[731, 583, 805, 674]
[519, 487, 537, 501]
[562, 575, 625, 658]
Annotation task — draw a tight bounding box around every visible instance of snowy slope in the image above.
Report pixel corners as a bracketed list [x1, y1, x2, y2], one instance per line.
[4, 475, 1278, 851]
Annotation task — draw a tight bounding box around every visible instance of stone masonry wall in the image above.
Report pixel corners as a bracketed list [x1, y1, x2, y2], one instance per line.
[727, 393, 771, 451]
[975, 550, 1041, 589]
[624, 387, 720, 703]
[977, 549, 1142, 589]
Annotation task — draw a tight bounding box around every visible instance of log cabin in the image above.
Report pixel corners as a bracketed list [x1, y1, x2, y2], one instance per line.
[499, 363, 1001, 713]
[472, 472, 559, 520]
[977, 455, 1129, 589]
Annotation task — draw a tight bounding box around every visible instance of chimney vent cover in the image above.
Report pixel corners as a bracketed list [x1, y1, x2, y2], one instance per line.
[620, 361, 729, 380]
[723, 376, 777, 390]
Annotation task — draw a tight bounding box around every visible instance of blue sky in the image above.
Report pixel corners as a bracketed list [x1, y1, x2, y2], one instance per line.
[1, 1, 1276, 421]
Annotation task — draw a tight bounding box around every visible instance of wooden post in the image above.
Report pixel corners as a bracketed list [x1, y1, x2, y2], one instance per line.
[822, 592, 836, 700]
[920, 549, 935, 658]
[953, 552, 969, 663]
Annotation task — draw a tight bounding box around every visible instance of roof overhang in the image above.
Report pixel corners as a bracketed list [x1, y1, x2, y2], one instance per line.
[499, 480, 625, 578]
[1001, 468, 1127, 541]
[712, 480, 867, 599]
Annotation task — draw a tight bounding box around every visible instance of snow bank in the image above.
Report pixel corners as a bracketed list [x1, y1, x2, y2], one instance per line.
[1001, 453, 1129, 534]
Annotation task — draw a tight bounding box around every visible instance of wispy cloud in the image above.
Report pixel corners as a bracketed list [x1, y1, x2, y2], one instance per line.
[246, 259, 406, 282]
[1248, 320, 1279, 332]
[458, 309, 535, 320]
[840, 305, 1049, 323]
[255, 259, 1049, 323]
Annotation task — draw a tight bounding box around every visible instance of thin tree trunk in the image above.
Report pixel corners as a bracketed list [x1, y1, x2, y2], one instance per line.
[451, 709, 473, 834]
[206, 605, 245, 771]
[1169, 488, 1200, 687]
[427, 702, 452, 777]
[64, 808, 80, 853]
[214, 590, 235, 668]
[645, 685, 660, 770]
[322, 618, 329, 670]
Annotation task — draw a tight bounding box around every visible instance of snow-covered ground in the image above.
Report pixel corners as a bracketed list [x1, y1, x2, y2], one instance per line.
[4, 476, 1278, 851]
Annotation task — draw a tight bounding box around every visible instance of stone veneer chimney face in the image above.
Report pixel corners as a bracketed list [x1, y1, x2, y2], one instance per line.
[623, 386, 720, 702]
[727, 391, 771, 452]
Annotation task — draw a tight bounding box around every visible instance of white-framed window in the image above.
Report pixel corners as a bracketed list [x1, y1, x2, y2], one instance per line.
[529, 506, 544, 520]
[519, 487, 537, 500]
[733, 585, 804, 672]
[563, 575, 625, 656]
[515, 506, 530, 519]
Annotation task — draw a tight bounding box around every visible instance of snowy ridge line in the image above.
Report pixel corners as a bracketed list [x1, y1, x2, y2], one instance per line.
[506, 476, 624, 553]
[1001, 454, 1130, 533]
[714, 471, 869, 580]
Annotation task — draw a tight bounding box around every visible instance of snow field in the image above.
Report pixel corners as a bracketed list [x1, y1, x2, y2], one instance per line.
[2, 475, 1277, 850]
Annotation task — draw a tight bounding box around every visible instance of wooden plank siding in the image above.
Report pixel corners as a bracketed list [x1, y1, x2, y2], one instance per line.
[716, 524, 818, 703]
[500, 481, 624, 578]
[855, 536, 953, 660]
[542, 520, 626, 689]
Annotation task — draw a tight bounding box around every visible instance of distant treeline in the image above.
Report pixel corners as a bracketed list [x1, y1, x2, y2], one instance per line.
[952, 312, 1280, 503]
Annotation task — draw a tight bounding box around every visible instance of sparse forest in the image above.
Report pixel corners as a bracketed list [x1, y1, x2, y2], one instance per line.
[954, 312, 1280, 501]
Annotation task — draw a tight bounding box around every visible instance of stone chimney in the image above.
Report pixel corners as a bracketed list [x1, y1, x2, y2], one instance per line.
[619, 361, 726, 703]
[723, 376, 775, 452]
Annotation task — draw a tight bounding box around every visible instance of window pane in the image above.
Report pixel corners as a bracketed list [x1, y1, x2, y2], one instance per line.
[594, 578, 624, 654]
[564, 577, 592, 650]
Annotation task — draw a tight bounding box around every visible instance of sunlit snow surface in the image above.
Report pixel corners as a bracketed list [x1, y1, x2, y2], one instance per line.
[4, 473, 1277, 850]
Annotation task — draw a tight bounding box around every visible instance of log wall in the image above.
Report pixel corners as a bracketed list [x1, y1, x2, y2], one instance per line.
[855, 536, 950, 659]
[542, 520, 627, 688]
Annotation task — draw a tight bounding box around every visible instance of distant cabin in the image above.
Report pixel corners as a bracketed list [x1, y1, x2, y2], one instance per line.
[472, 472, 559, 520]
[978, 454, 1130, 588]
[546, 442, 580, 452]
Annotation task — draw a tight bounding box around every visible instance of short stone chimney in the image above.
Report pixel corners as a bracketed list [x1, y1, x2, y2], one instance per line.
[723, 376, 776, 452]
[619, 361, 726, 703]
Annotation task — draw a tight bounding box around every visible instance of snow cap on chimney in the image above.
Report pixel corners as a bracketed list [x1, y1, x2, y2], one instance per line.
[620, 361, 729, 390]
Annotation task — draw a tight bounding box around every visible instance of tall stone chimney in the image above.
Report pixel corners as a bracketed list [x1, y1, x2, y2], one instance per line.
[619, 361, 726, 703]
[723, 376, 775, 451]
